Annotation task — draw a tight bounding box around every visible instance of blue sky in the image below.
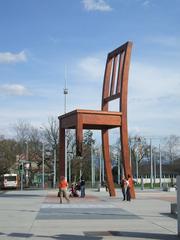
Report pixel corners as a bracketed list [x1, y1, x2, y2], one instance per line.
[0, 0, 180, 139]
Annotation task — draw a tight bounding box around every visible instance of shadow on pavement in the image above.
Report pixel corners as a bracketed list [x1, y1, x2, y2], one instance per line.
[0, 232, 102, 239]
[0, 188, 47, 197]
[85, 230, 179, 240]
[160, 212, 177, 219]
[52, 234, 102, 239]
[0, 231, 179, 240]
[0, 193, 44, 198]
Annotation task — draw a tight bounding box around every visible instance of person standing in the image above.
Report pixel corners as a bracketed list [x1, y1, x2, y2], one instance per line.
[80, 176, 85, 198]
[120, 176, 127, 201]
[58, 176, 70, 204]
[126, 174, 133, 201]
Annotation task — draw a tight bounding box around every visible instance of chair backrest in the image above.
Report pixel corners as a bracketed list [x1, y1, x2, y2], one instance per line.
[101, 41, 132, 113]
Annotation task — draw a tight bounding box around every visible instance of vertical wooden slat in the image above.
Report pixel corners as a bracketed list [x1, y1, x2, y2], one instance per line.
[102, 57, 113, 111]
[110, 56, 118, 96]
[120, 42, 132, 114]
[116, 52, 124, 94]
[59, 122, 65, 178]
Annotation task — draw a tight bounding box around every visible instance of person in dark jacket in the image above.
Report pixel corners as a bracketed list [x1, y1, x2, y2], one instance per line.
[80, 176, 85, 198]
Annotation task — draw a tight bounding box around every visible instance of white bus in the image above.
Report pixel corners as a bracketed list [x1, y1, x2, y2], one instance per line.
[0, 174, 19, 189]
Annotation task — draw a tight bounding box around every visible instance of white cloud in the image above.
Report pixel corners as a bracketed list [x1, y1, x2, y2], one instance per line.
[142, 0, 150, 7]
[0, 108, 53, 138]
[129, 61, 180, 101]
[0, 51, 27, 64]
[128, 61, 180, 136]
[49, 36, 61, 44]
[0, 84, 30, 96]
[78, 56, 104, 80]
[82, 0, 112, 11]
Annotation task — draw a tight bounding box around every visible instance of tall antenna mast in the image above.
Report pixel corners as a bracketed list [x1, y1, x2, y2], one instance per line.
[64, 65, 68, 114]
[64, 64, 68, 180]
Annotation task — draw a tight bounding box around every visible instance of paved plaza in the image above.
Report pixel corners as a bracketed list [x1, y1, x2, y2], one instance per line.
[0, 188, 179, 240]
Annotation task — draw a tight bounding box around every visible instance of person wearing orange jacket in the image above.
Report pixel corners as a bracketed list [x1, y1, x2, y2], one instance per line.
[120, 176, 127, 201]
[126, 174, 133, 201]
[59, 176, 70, 204]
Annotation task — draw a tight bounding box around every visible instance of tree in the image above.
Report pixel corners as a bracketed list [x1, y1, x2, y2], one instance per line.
[66, 130, 76, 182]
[82, 130, 95, 181]
[13, 120, 48, 186]
[43, 117, 59, 151]
[70, 130, 95, 182]
[164, 135, 180, 162]
[13, 120, 31, 143]
[112, 135, 150, 179]
[162, 135, 180, 177]
[129, 135, 150, 177]
[0, 137, 19, 175]
[41, 117, 59, 182]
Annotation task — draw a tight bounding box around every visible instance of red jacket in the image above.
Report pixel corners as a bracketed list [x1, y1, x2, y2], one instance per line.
[59, 179, 68, 189]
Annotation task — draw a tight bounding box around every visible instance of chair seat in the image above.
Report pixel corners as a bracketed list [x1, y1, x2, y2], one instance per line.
[59, 109, 122, 130]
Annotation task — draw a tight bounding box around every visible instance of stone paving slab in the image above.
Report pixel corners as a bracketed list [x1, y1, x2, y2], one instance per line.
[37, 207, 141, 220]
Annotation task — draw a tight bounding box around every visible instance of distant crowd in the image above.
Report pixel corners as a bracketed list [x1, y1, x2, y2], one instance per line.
[58, 174, 133, 203]
[58, 176, 85, 203]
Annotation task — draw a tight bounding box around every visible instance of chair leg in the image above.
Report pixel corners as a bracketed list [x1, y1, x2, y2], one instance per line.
[102, 129, 116, 197]
[76, 117, 83, 156]
[59, 127, 65, 178]
[121, 125, 135, 199]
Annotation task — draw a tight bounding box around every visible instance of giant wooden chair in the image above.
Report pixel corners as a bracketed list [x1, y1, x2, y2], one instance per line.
[58, 41, 135, 198]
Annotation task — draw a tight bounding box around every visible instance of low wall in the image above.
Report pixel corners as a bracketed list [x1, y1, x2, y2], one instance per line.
[135, 177, 176, 185]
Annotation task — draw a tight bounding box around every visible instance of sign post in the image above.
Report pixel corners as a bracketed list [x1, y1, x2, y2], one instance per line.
[177, 175, 180, 235]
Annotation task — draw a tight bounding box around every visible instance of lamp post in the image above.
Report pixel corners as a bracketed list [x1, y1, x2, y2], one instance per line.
[20, 161, 23, 191]
[25, 141, 29, 187]
[40, 127, 45, 189]
[99, 146, 102, 186]
[136, 152, 139, 183]
[130, 137, 140, 182]
[129, 144, 132, 167]
[159, 144, 162, 189]
[53, 148, 56, 188]
[42, 142, 45, 189]
[64, 65, 68, 180]
[117, 154, 120, 185]
[91, 144, 95, 188]
[150, 138, 153, 188]
[68, 152, 71, 183]
[102, 151, 105, 182]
